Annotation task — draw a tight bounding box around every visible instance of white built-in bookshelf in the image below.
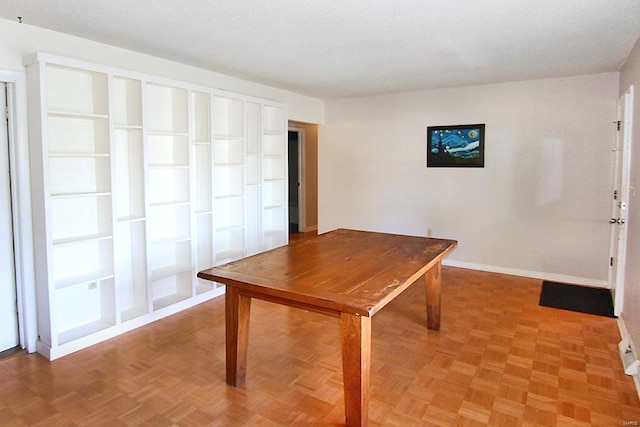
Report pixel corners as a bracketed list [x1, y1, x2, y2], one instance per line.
[24, 53, 288, 360]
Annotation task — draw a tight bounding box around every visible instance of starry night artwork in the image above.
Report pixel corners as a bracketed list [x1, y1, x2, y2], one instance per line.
[427, 124, 485, 167]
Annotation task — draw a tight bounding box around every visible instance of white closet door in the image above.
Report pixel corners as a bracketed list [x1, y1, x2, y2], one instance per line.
[0, 83, 19, 352]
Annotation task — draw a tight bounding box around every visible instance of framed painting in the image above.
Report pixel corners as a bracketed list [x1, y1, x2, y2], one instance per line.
[427, 124, 485, 168]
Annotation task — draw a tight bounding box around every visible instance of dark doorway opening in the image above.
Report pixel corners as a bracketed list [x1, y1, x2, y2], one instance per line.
[288, 131, 300, 234]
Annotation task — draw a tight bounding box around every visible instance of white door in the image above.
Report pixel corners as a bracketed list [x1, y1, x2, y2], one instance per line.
[0, 82, 19, 352]
[609, 85, 634, 316]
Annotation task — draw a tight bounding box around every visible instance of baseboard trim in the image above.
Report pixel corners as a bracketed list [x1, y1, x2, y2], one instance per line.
[442, 259, 609, 288]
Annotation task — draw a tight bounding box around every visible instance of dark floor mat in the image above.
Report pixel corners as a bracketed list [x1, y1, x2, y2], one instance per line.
[539, 281, 615, 318]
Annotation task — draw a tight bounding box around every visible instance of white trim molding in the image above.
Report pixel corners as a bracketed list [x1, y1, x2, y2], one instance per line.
[443, 259, 609, 288]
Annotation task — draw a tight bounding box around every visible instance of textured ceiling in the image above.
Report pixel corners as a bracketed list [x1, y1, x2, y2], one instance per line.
[2, 0, 640, 99]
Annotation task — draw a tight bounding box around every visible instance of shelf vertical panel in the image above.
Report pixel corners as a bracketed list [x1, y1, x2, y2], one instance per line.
[25, 59, 55, 348]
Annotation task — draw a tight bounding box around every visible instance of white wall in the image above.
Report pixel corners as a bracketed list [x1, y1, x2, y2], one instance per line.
[319, 73, 619, 284]
[620, 36, 640, 368]
[0, 18, 325, 124]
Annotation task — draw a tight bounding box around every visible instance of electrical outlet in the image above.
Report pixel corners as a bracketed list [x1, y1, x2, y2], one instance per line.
[88, 282, 97, 290]
[427, 228, 433, 237]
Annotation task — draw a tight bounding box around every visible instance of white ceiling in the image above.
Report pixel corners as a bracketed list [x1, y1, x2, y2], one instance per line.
[2, 0, 640, 99]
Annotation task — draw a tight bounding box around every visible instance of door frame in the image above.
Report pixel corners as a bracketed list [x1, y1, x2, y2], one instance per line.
[0, 70, 37, 353]
[288, 126, 306, 232]
[609, 85, 634, 316]
[0, 81, 19, 351]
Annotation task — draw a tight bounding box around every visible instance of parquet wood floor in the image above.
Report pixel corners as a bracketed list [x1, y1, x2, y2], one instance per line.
[1, 249, 639, 425]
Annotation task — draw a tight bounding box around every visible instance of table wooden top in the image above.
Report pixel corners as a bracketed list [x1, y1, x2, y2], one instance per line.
[197, 229, 457, 317]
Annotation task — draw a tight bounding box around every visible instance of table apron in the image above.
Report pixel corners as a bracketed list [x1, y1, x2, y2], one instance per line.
[230, 287, 344, 318]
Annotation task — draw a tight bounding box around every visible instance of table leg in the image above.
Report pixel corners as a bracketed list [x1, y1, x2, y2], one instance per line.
[340, 312, 371, 427]
[225, 286, 251, 386]
[425, 261, 442, 330]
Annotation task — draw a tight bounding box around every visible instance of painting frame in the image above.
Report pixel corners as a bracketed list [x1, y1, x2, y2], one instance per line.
[427, 123, 485, 168]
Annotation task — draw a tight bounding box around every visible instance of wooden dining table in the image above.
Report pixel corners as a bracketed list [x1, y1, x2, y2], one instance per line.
[197, 229, 457, 426]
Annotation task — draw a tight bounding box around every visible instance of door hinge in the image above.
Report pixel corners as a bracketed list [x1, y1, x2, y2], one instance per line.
[617, 120, 621, 131]
[611, 257, 615, 267]
[614, 190, 618, 200]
